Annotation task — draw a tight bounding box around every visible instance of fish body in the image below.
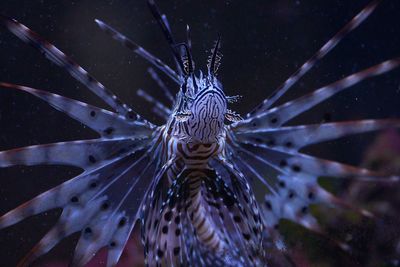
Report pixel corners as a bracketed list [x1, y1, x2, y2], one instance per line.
[0, 0, 399, 266]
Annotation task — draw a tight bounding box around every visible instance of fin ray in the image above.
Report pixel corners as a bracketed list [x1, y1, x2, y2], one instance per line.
[0, 15, 137, 118]
[235, 119, 400, 150]
[248, 0, 382, 116]
[0, 139, 143, 169]
[237, 57, 400, 131]
[94, 19, 180, 83]
[0, 82, 154, 138]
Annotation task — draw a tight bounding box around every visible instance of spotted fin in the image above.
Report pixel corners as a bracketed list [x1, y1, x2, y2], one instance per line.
[143, 170, 188, 267]
[235, 119, 400, 151]
[143, 166, 265, 267]
[227, 126, 397, 254]
[0, 83, 154, 138]
[0, 126, 162, 266]
[0, 15, 143, 119]
[226, 145, 371, 252]
[233, 142, 398, 182]
[3, 152, 137, 266]
[248, 0, 382, 116]
[0, 139, 144, 170]
[70, 152, 158, 267]
[1, 136, 161, 267]
[0, 142, 144, 229]
[237, 57, 400, 131]
[0, 139, 146, 170]
[214, 160, 266, 264]
[261, 173, 369, 252]
[16, 197, 107, 267]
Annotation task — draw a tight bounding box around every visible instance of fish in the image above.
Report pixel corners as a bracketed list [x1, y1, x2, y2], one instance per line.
[0, 0, 399, 266]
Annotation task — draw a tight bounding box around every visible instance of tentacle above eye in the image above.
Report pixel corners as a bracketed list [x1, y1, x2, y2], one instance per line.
[0, 82, 155, 138]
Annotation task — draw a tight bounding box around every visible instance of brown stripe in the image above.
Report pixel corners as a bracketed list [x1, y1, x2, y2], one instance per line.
[203, 231, 215, 243]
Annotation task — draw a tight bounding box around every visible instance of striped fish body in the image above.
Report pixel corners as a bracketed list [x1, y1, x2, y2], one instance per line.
[164, 131, 225, 169]
[145, 127, 251, 263]
[1, 1, 400, 266]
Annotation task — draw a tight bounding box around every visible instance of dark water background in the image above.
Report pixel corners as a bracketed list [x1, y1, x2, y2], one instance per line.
[0, 0, 400, 266]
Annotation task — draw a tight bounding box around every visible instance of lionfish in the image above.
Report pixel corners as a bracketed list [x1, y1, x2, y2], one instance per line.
[0, 0, 399, 266]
